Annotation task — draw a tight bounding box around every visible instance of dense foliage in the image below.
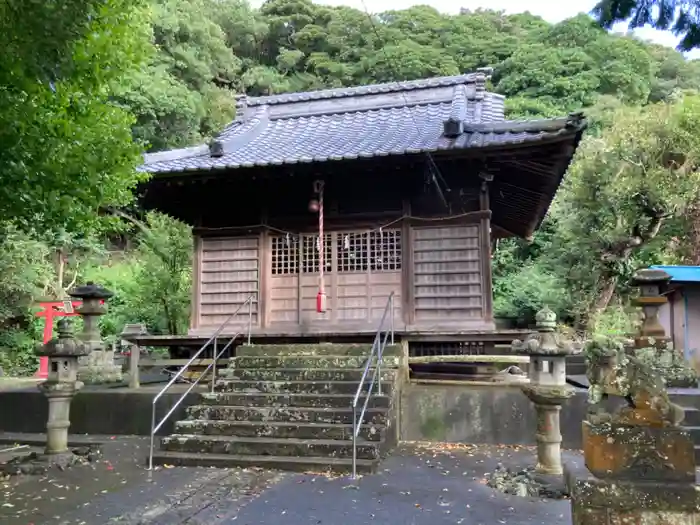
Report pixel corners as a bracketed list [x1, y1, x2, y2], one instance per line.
[594, 0, 700, 51]
[3, 0, 700, 372]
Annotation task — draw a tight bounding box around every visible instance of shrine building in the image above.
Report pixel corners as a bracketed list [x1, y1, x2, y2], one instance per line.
[138, 71, 586, 347]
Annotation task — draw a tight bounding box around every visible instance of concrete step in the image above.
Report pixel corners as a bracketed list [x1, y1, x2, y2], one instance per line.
[174, 420, 384, 441]
[161, 434, 380, 461]
[221, 367, 396, 382]
[215, 379, 393, 395]
[236, 343, 401, 357]
[185, 405, 388, 425]
[233, 355, 398, 369]
[198, 392, 391, 409]
[150, 450, 378, 474]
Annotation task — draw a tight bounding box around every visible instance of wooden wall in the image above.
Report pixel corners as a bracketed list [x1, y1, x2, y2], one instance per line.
[196, 236, 259, 329]
[410, 225, 484, 324]
[191, 219, 492, 336]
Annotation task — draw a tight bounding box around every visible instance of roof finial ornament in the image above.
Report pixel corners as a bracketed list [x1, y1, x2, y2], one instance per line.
[476, 66, 493, 79]
[235, 94, 249, 121]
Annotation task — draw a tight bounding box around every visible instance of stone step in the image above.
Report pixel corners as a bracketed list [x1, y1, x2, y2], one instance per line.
[174, 420, 384, 441]
[161, 435, 380, 461]
[215, 379, 393, 395]
[221, 367, 396, 382]
[233, 355, 398, 369]
[682, 407, 700, 426]
[150, 450, 378, 474]
[198, 391, 391, 409]
[236, 343, 401, 357]
[185, 405, 388, 425]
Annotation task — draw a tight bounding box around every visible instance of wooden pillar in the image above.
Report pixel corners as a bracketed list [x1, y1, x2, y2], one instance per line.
[401, 198, 414, 327]
[479, 173, 494, 322]
[190, 235, 202, 332]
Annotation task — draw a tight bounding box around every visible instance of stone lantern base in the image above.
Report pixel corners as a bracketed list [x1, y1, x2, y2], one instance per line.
[1, 444, 102, 477]
[77, 348, 123, 384]
[565, 421, 700, 524]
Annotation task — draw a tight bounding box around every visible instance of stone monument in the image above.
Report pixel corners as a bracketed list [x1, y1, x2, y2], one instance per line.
[36, 319, 89, 461]
[69, 281, 122, 384]
[566, 332, 699, 524]
[512, 306, 580, 476]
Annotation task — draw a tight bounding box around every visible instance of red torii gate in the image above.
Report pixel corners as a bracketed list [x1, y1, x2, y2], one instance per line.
[34, 299, 82, 379]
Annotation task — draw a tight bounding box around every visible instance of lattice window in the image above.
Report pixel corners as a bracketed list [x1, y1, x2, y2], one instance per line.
[369, 229, 401, 271]
[409, 341, 486, 357]
[337, 232, 368, 272]
[301, 234, 332, 274]
[271, 235, 299, 275]
[337, 229, 402, 272]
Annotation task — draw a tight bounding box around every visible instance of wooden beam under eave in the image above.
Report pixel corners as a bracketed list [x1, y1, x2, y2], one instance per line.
[522, 143, 576, 237]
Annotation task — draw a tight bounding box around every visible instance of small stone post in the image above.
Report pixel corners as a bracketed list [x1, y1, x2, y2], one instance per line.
[69, 282, 122, 383]
[36, 319, 89, 458]
[121, 323, 148, 389]
[512, 306, 579, 476]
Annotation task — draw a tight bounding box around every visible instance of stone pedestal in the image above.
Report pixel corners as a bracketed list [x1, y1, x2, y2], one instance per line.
[40, 383, 80, 456]
[522, 385, 574, 475]
[69, 282, 122, 384]
[567, 422, 700, 524]
[76, 346, 123, 384]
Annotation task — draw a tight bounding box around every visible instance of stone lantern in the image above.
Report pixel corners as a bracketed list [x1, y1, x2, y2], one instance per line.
[36, 319, 89, 457]
[69, 281, 122, 383]
[512, 306, 580, 476]
[630, 268, 671, 348]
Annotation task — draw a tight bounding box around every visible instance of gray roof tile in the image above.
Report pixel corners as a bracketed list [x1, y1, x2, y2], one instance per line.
[140, 72, 583, 175]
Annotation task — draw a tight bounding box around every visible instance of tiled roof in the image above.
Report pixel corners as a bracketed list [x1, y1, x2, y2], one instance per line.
[141, 72, 585, 175]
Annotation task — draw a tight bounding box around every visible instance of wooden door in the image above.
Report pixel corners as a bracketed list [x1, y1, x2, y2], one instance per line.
[267, 229, 402, 331]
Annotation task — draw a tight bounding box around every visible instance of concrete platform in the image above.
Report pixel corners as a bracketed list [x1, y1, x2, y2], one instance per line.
[0, 383, 207, 436]
[0, 380, 590, 448]
[0, 439, 577, 525]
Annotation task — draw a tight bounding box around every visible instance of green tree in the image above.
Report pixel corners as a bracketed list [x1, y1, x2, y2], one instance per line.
[552, 94, 700, 317]
[593, 0, 700, 51]
[0, 0, 153, 233]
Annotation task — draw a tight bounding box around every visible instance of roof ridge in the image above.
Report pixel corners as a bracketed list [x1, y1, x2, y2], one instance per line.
[239, 72, 487, 108]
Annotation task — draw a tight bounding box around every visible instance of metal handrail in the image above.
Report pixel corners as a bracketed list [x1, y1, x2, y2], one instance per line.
[351, 292, 395, 479]
[147, 294, 255, 470]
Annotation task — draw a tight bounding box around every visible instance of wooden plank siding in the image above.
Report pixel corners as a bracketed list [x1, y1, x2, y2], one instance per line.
[197, 236, 260, 328]
[411, 225, 484, 324]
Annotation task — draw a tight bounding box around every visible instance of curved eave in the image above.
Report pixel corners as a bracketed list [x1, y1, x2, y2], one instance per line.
[139, 123, 585, 177]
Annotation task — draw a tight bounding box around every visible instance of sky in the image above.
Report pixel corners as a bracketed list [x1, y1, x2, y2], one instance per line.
[251, 0, 695, 56]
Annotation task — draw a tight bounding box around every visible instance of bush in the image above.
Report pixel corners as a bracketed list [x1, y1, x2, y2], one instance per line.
[82, 211, 192, 342]
[493, 261, 571, 323]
